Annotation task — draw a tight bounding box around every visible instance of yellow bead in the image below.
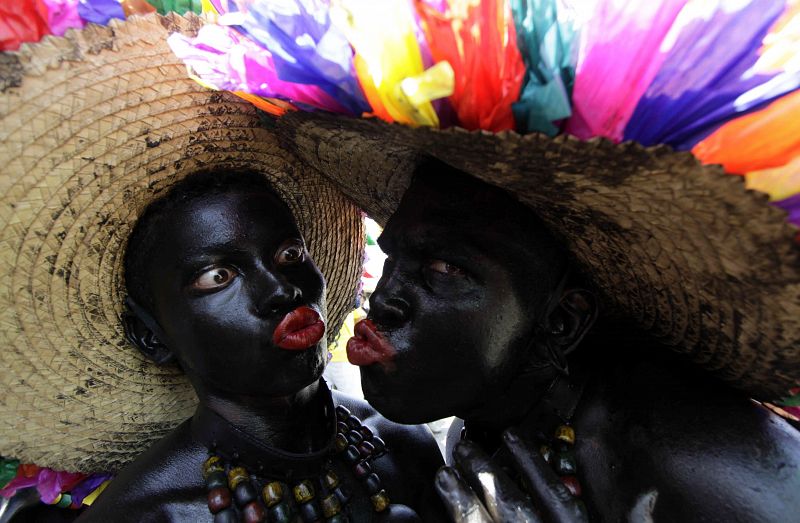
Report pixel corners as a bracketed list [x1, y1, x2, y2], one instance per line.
[370, 490, 390, 512]
[227, 467, 249, 489]
[321, 494, 342, 518]
[203, 456, 224, 479]
[555, 425, 575, 445]
[293, 480, 315, 504]
[262, 481, 283, 507]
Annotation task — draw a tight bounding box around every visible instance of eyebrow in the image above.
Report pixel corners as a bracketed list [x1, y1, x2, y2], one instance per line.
[178, 244, 253, 266]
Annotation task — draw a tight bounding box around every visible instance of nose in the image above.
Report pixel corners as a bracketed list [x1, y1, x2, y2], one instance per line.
[255, 272, 302, 317]
[369, 279, 411, 328]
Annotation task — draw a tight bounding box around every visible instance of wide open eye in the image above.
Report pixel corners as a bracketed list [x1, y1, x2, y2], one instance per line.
[275, 239, 306, 266]
[192, 267, 237, 291]
[427, 259, 466, 276]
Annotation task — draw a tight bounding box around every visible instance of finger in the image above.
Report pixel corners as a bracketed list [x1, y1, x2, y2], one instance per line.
[453, 440, 542, 523]
[435, 466, 494, 523]
[503, 428, 588, 522]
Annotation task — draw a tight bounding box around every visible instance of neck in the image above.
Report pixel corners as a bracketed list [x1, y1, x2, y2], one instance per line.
[195, 379, 331, 454]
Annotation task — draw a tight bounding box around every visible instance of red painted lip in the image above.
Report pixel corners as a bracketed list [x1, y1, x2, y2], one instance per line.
[347, 319, 396, 368]
[272, 306, 325, 351]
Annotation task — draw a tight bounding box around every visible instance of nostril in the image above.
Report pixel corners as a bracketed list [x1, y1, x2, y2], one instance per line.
[371, 295, 410, 327]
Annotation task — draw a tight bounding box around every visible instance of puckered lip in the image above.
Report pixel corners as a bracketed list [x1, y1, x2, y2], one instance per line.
[272, 306, 326, 351]
[346, 319, 397, 368]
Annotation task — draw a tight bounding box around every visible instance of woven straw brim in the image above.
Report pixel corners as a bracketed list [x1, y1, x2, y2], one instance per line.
[0, 14, 363, 472]
[275, 111, 800, 401]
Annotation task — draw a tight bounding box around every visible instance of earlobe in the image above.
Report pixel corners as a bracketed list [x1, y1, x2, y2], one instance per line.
[123, 297, 175, 365]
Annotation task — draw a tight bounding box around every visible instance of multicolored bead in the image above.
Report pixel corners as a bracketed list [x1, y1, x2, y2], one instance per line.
[358, 441, 375, 457]
[555, 450, 577, 475]
[344, 445, 361, 464]
[56, 493, 72, 509]
[346, 430, 363, 445]
[207, 487, 232, 514]
[539, 444, 553, 464]
[203, 455, 224, 478]
[370, 490, 390, 512]
[321, 494, 343, 518]
[293, 479, 315, 504]
[335, 405, 351, 418]
[333, 485, 351, 505]
[346, 415, 362, 430]
[555, 425, 575, 446]
[228, 466, 249, 489]
[262, 481, 283, 507]
[323, 470, 340, 490]
[357, 426, 373, 440]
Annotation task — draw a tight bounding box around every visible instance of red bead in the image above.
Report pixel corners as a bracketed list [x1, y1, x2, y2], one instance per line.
[242, 501, 266, 523]
[207, 487, 232, 514]
[560, 475, 582, 497]
[354, 460, 372, 478]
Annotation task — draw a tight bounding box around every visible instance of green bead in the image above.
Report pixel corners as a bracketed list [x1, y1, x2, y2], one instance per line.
[555, 450, 577, 475]
[0, 459, 19, 488]
[148, 0, 202, 15]
[56, 493, 72, 508]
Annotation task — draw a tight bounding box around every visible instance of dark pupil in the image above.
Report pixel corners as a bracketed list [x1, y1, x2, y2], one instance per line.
[213, 271, 226, 283]
[286, 248, 299, 260]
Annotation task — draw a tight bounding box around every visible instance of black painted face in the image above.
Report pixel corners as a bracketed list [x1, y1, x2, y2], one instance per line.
[352, 168, 568, 424]
[141, 189, 326, 397]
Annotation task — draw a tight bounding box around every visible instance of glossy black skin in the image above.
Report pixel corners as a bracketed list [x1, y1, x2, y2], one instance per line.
[79, 186, 444, 522]
[365, 168, 800, 522]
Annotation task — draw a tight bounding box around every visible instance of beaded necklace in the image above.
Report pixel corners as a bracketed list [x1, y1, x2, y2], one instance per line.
[193, 386, 391, 522]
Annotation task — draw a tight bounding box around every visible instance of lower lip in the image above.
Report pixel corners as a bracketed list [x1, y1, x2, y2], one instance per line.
[273, 306, 326, 351]
[347, 319, 396, 368]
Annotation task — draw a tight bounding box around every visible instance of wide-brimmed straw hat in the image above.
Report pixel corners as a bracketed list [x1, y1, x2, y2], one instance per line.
[272, 110, 800, 402]
[0, 14, 364, 472]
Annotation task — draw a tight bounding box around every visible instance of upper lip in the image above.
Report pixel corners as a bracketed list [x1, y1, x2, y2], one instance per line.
[272, 305, 325, 349]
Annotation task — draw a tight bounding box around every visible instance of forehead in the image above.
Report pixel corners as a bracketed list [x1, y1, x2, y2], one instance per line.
[156, 189, 298, 253]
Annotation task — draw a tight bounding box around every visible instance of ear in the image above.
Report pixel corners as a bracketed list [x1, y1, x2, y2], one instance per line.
[541, 288, 598, 372]
[122, 297, 175, 365]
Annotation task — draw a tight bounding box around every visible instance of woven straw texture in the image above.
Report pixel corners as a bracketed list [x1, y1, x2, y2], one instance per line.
[276, 111, 800, 401]
[0, 14, 363, 472]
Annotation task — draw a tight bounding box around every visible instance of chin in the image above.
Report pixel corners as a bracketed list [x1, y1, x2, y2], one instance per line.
[361, 369, 451, 424]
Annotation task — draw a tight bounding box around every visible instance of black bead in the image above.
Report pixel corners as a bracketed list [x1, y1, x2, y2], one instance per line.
[205, 470, 228, 490]
[371, 437, 386, 455]
[346, 430, 363, 445]
[364, 473, 382, 494]
[335, 405, 351, 418]
[213, 508, 238, 523]
[344, 445, 361, 463]
[358, 441, 375, 457]
[234, 481, 257, 506]
[333, 485, 351, 505]
[357, 426, 373, 440]
[269, 501, 293, 523]
[337, 421, 349, 435]
[299, 501, 322, 522]
[346, 415, 361, 430]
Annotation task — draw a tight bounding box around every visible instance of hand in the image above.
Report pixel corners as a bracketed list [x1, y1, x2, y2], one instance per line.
[435, 428, 588, 523]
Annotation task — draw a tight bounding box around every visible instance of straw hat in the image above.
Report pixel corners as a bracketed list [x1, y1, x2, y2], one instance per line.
[273, 110, 800, 402]
[0, 14, 363, 472]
